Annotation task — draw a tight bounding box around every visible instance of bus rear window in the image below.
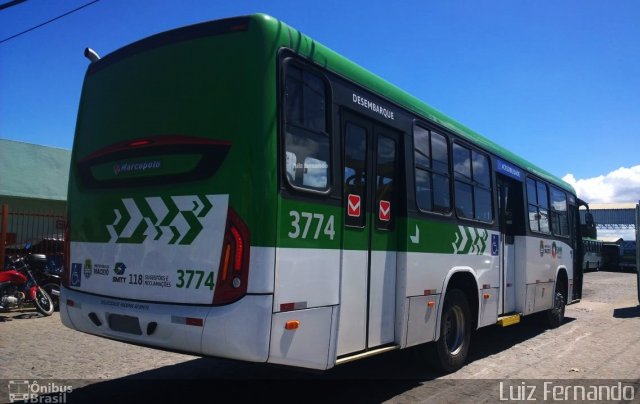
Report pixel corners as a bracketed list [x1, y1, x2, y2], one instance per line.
[77, 136, 231, 189]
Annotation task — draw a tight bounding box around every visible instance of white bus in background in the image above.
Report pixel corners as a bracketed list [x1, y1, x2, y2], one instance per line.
[582, 238, 602, 272]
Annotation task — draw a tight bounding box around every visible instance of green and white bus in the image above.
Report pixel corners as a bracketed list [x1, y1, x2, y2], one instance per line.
[582, 238, 602, 272]
[61, 14, 584, 372]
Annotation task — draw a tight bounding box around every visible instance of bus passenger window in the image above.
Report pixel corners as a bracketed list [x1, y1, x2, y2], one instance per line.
[376, 135, 396, 230]
[453, 143, 492, 222]
[550, 187, 569, 236]
[527, 178, 551, 234]
[414, 125, 450, 214]
[283, 63, 330, 192]
[344, 123, 367, 227]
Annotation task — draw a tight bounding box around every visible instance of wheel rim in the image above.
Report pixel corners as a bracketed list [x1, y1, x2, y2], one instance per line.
[37, 289, 51, 311]
[444, 306, 465, 355]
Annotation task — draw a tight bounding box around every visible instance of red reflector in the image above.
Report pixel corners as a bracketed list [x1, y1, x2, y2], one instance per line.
[128, 140, 152, 147]
[185, 317, 203, 327]
[67, 299, 75, 307]
[280, 303, 294, 312]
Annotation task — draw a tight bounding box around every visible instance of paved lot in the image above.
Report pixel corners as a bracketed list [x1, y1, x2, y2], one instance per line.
[1, 271, 639, 403]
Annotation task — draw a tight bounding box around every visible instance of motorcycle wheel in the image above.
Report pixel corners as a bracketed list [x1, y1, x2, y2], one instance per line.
[42, 282, 60, 311]
[34, 287, 54, 316]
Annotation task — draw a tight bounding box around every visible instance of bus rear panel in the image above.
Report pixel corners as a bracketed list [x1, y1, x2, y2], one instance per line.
[62, 16, 279, 364]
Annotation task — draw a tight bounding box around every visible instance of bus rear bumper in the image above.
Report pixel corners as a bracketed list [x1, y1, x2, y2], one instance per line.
[60, 286, 272, 363]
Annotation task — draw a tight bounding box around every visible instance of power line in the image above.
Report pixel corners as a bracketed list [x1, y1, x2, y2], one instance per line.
[0, 0, 28, 12]
[0, 0, 100, 44]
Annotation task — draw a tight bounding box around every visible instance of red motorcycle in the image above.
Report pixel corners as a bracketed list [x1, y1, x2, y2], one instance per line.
[1, 253, 54, 316]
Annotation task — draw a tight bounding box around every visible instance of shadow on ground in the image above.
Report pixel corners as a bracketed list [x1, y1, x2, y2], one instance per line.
[0, 308, 45, 322]
[57, 315, 568, 403]
[613, 305, 640, 319]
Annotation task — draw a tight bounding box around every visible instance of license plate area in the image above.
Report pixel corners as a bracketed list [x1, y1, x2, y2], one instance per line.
[108, 314, 142, 335]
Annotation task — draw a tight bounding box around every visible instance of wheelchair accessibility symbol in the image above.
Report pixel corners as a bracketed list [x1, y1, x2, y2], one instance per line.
[491, 234, 499, 256]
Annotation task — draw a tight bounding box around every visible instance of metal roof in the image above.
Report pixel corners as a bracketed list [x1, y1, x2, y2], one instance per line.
[0, 139, 71, 201]
[580, 203, 639, 229]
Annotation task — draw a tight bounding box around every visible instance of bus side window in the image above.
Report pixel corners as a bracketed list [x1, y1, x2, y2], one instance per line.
[550, 187, 569, 237]
[453, 143, 492, 222]
[283, 63, 330, 192]
[376, 135, 396, 230]
[414, 125, 450, 214]
[344, 123, 367, 227]
[527, 178, 550, 234]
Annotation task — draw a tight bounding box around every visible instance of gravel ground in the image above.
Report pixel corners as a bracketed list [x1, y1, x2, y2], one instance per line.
[1, 271, 638, 403]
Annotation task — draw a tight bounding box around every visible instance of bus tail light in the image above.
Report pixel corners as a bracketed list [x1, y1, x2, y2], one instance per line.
[213, 208, 250, 305]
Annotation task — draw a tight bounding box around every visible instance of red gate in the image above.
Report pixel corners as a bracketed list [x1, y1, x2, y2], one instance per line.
[1, 203, 66, 269]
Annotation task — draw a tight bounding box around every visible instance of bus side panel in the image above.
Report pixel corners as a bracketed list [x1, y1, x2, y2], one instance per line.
[270, 198, 341, 368]
[201, 295, 273, 362]
[273, 199, 341, 311]
[516, 236, 573, 314]
[405, 250, 498, 341]
[268, 306, 336, 370]
[404, 295, 439, 348]
[273, 247, 340, 310]
[246, 247, 276, 294]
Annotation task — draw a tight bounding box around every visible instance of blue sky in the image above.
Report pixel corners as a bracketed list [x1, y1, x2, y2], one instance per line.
[1, 0, 639, 203]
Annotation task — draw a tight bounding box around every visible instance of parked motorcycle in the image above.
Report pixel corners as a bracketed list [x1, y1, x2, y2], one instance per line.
[26, 253, 62, 311]
[1, 252, 55, 316]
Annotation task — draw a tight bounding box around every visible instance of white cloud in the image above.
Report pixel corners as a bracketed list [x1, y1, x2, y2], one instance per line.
[563, 165, 640, 204]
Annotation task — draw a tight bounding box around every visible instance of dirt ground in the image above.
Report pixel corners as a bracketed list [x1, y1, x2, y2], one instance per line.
[1, 271, 639, 403]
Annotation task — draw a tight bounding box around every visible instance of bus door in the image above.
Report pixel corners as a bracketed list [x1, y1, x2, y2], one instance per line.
[497, 174, 524, 314]
[337, 111, 400, 356]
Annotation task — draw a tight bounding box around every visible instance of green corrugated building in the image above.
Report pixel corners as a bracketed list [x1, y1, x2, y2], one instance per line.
[0, 139, 71, 214]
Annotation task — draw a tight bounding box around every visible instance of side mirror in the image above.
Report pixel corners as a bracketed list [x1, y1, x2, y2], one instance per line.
[585, 212, 594, 226]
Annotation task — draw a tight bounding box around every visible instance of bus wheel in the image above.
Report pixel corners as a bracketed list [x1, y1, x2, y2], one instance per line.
[425, 289, 471, 373]
[545, 279, 565, 328]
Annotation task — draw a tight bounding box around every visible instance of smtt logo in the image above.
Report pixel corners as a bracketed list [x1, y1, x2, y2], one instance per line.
[113, 262, 127, 275]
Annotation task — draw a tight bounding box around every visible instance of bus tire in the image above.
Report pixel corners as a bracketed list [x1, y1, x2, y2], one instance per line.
[544, 278, 565, 328]
[425, 289, 471, 373]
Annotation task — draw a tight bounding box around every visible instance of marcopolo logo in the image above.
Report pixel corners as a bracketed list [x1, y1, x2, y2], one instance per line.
[113, 160, 161, 176]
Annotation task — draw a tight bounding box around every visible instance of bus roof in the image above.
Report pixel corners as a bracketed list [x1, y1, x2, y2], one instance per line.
[253, 14, 575, 195]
